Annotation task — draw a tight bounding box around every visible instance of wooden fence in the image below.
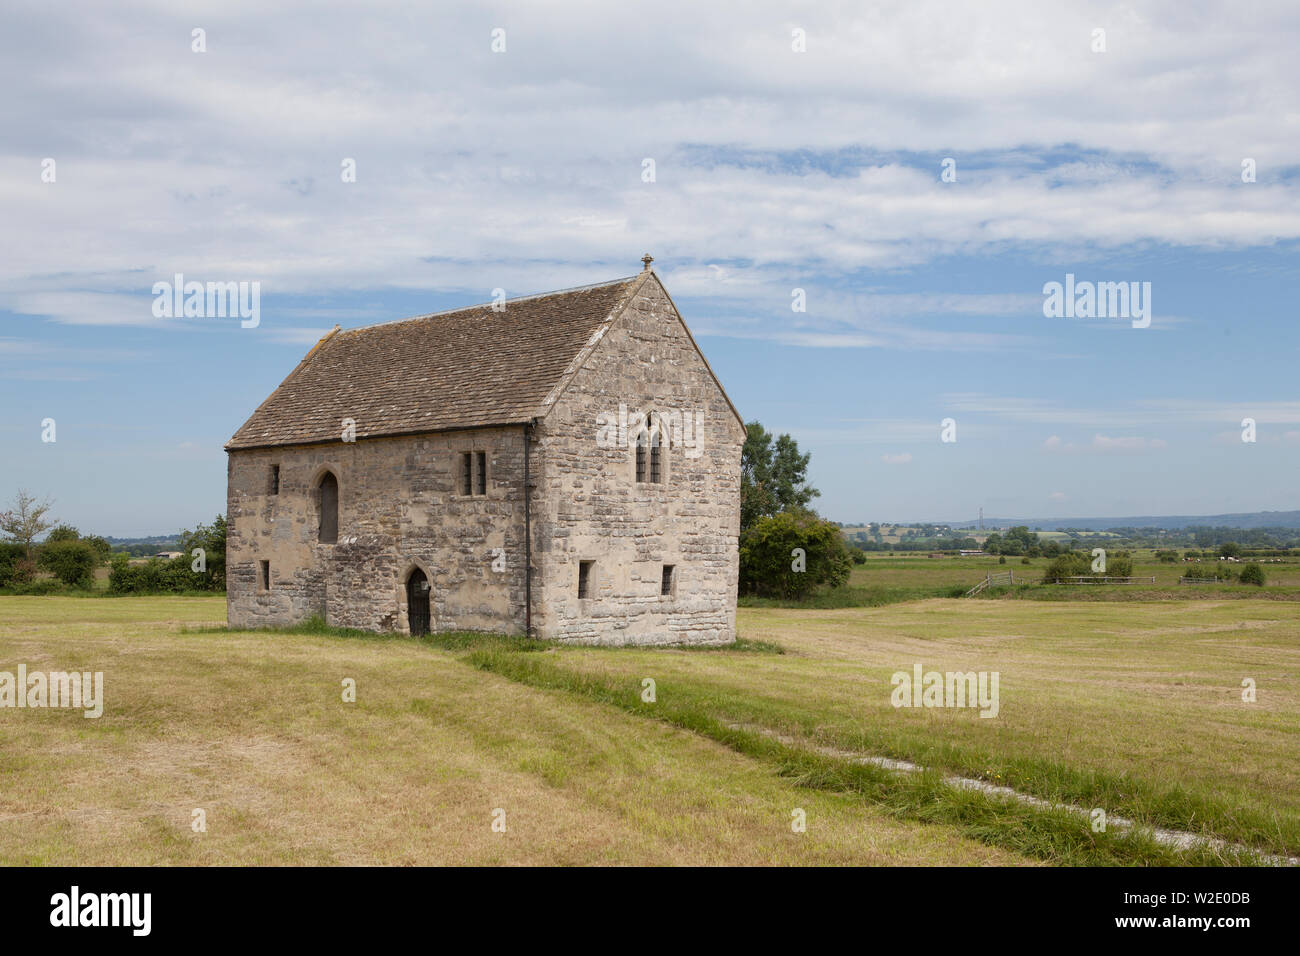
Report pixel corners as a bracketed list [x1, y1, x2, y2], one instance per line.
[1060, 576, 1156, 585]
[965, 571, 1015, 596]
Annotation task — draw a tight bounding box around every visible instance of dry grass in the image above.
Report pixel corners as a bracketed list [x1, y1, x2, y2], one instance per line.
[533, 599, 1300, 856]
[0, 597, 1024, 865]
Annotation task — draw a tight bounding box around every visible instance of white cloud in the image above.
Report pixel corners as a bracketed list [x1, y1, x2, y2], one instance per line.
[1043, 433, 1168, 454]
[2, 0, 1299, 333]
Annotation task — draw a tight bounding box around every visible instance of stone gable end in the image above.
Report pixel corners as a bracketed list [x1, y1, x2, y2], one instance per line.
[531, 275, 744, 644]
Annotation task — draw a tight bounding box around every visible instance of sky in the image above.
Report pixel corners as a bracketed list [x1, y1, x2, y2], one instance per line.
[2, 0, 1299, 536]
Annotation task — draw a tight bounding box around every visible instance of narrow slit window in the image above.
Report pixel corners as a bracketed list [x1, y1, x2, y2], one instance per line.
[578, 561, 594, 599]
[661, 564, 675, 596]
[318, 472, 339, 544]
[270, 464, 280, 495]
[259, 560, 270, 591]
[476, 452, 487, 496]
[650, 436, 662, 483]
[635, 438, 647, 483]
[461, 452, 473, 496]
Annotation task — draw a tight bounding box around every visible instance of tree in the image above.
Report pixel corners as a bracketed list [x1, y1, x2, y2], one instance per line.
[178, 515, 227, 590]
[739, 511, 851, 599]
[36, 540, 97, 588]
[1000, 526, 1038, 556]
[1219, 541, 1242, 558]
[0, 490, 57, 559]
[82, 536, 112, 563]
[1239, 563, 1266, 586]
[45, 524, 80, 544]
[740, 422, 819, 533]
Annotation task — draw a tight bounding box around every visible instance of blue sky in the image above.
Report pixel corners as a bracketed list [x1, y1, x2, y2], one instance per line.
[3, 1, 1300, 536]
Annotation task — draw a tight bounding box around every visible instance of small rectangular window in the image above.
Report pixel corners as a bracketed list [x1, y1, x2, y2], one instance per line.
[461, 453, 473, 496]
[635, 442, 647, 483]
[259, 560, 270, 591]
[578, 560, 594, 599]
[650, 443, 662, 483]
[270, 464, 280, 495]
[476, 451, 487, 496]
[661, 564, 675, 596]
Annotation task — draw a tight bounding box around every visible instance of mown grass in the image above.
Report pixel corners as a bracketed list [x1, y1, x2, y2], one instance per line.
[463, 647, 1260, 865]
[976, 583, 1300, 602]
[4, 594, 1295, 865]
[429, 597, 1300, 862]
[0, 596, 1025, 866]
[168, 600, 1300, 860]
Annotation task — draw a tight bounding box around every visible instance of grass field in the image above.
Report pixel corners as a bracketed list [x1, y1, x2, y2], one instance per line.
[847, 551, 1300, 590]
[3, 594, 1296, 865]
[0, 596, 1024, 866]
[731, 551, 1300, 609]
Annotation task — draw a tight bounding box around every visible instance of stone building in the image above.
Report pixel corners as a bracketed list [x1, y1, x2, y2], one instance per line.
[224, 261, 745, 645]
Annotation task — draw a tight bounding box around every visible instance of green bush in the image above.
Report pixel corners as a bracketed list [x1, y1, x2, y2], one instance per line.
[1238, 563, 1266, 586]
[177, 515, 226, 591]
[1107, 554, 1134, 577]
[0, 541, 27, 587]
[104, 516, 227, 594]
[740, 511, 852, 599]
[108, 554, 196, 594]
[83, 535, 112, 563]
[36, 540, 98, 587]
[44, 524, 81, 545]
[1042, 552, 1089, 583]
[12, 557, 36, 585]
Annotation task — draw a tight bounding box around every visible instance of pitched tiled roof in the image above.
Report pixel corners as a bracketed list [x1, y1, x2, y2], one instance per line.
[226, 274, 645, 450]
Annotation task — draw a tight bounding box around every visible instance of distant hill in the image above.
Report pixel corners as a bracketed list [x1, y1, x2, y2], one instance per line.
[104, 534, 181, 547]
[948, 511, 1300, 531]
[103, 534, 182, 556]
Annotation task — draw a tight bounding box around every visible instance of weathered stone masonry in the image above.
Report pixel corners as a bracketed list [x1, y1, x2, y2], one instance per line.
[225, 268, 744, 645]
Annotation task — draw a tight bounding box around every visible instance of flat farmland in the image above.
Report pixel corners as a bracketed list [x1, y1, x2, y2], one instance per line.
[2, 594, 1295, 865]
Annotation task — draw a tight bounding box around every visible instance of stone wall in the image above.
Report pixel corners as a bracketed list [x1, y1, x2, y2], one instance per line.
[226, 274, 744, 645]
[531, 275, 745, 645]
[226, 428, 528, 634]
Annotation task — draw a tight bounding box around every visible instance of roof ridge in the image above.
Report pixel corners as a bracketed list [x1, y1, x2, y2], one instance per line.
[338, 273, 642, 336]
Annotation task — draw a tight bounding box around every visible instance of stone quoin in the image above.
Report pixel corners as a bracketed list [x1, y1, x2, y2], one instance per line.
[224, 263, 744, 645]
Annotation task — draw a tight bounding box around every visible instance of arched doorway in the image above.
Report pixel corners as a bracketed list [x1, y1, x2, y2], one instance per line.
[406, 568, 431, 636]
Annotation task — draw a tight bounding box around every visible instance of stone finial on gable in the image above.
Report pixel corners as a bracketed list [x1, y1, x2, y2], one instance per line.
[641, 253, 654, 272]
